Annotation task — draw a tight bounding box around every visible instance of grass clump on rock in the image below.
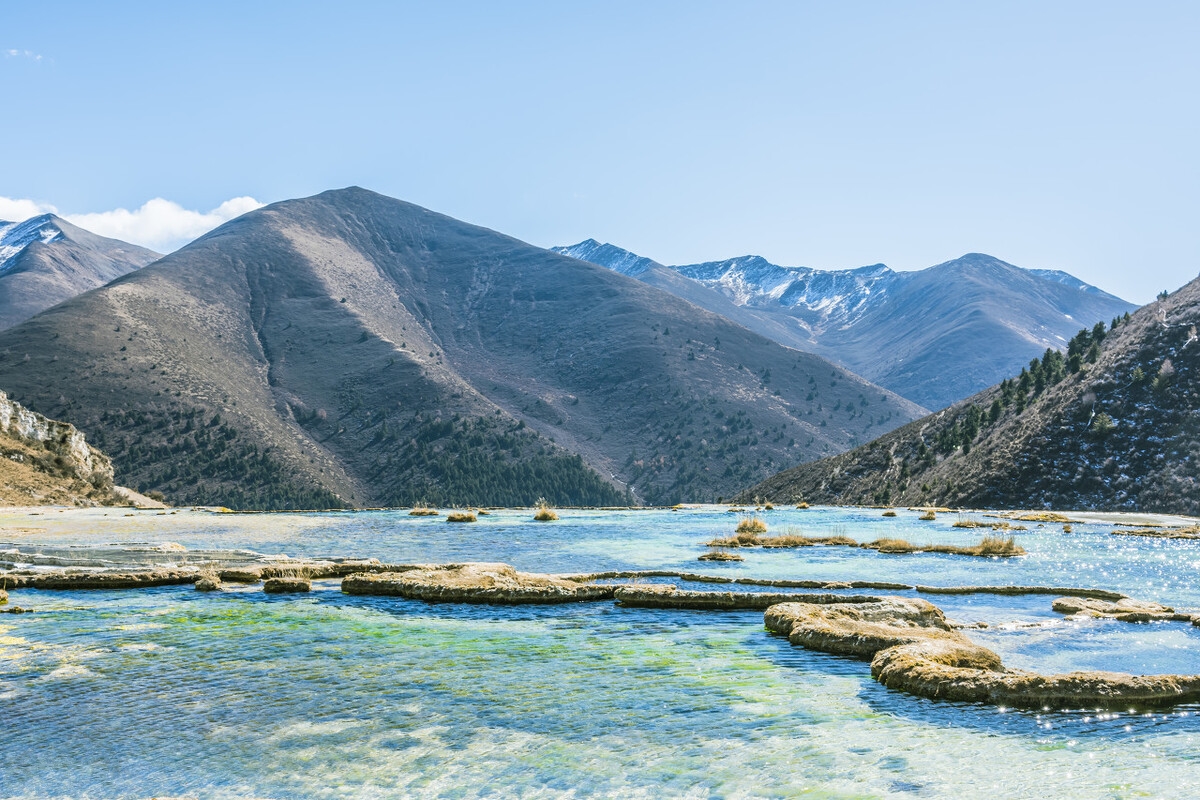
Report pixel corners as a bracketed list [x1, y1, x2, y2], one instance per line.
[409, 505, 440, 516]
[865, 536, 1025, 558]
[698, 550, 744, 562]
[882, 510, 897, 517]
[918, 511, 937, 521]
[446, 511, 477, 523]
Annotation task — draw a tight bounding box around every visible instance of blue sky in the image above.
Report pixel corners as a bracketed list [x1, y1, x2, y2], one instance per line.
[2, 1, 1197, 303]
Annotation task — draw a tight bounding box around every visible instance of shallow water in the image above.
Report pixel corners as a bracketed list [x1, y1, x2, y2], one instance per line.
[3, 506, 1200, 798]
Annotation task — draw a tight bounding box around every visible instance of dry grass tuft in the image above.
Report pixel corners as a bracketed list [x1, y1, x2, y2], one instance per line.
[735, 516, 768, 535]
[446, 511, 477, 523]
[796, 502, 810, 509]
[533, 499, 559, 522]
[918, 511, 936, 521]
[882, 510, 898, 517]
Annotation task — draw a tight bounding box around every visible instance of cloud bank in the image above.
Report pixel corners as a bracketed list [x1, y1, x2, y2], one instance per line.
[0, 197, 55, 221]
[0, 196, 264, 252]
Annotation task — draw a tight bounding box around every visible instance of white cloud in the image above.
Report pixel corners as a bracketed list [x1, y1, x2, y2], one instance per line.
[0, 196, 57, 221]
[65, 197, 265, 252]
[0, 195, 264, 252]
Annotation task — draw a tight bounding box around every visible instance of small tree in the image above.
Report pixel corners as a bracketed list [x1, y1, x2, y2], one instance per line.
[1091, 412, 1115, 438]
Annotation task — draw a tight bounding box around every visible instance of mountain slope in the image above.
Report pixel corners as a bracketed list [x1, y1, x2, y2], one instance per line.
[740, 277, 1200, 514]
[0, 188, 924, 509]
[0, 215, 161, 330]
[554, 243, 1136, 410]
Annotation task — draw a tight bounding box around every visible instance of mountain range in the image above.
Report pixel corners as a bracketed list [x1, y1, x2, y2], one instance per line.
[553, 241, 1135, 410]
[740, 275, 1200, 514]
[0, 188, 924, 509]
[0, 214, 160, 330]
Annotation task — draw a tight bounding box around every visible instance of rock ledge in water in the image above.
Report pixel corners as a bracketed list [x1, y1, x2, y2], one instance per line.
[1052, 596, 1177, 622]
[342, 563, 616, 604]
[766, 597, 1200, 710]
[263, 577, 311, 593]
[615, 584, 880, 610]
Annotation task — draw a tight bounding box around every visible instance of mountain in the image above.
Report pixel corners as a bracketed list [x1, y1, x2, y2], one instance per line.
[739, 276, 1200, 515]
[553, 243, 1136, 410]
[0, 188, 925, 510]
[0, 214, 161, 331]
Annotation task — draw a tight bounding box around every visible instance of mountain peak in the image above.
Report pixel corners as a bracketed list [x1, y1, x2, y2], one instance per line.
[0, 215, 66, 274]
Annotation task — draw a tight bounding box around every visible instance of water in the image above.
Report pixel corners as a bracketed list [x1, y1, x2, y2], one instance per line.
[3, 505, 1200, 798]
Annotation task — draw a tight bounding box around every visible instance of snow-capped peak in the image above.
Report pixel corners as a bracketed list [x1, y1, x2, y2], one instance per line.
[0, 215, 63, 274]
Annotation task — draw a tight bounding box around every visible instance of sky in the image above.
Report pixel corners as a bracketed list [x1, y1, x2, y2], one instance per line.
[2, 1, 1198, 304]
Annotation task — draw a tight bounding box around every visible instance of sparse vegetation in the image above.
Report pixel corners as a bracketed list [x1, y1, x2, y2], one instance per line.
[882, 510, 897, 517]
[446, 511, 477, 522]
[919, 511, 936, 521]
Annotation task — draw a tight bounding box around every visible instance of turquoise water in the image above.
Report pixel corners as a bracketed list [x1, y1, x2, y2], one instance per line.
[3, 506, 1200, 798]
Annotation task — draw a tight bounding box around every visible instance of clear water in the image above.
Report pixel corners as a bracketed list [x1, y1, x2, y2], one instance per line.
[3, 506, 1200, 798]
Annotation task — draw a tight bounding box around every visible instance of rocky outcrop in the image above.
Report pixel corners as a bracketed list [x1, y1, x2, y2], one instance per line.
[195, 575, 222, 592]
[341, 563, 617, 604]
[615, 584, 880, 610]
[766, 597, 1200, 709]
[0, 390, 113, 488]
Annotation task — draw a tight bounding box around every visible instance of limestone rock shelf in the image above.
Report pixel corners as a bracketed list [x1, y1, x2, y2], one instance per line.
[341, 563, 617, 604]
[766, 597, 1200, 710]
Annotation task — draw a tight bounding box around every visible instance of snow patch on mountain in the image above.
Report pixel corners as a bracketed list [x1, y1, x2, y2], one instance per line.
[1028, 268, 1107, 295]
[0, 215, 62, 274]
[552, 239, 659, 277]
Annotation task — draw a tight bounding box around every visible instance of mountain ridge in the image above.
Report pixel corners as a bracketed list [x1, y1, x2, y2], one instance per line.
[553, 241, 1136, 410]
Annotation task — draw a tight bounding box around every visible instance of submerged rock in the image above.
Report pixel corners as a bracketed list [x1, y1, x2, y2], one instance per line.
[766, 597, 1200, 710]
[341, 563, 616, 604]
[263, 577, 311, 593]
